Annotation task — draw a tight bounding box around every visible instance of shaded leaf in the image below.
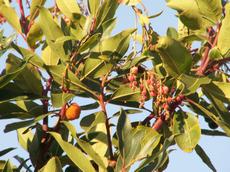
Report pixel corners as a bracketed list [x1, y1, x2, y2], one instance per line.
[40, 157, 63, 172]
[0, 148, 15, 157]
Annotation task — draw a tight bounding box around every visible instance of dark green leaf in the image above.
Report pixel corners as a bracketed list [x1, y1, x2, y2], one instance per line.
[0, 148, 16, 157]
[195, 144, 216, 172]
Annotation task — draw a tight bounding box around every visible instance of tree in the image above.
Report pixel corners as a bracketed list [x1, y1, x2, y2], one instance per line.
[0, 0, 230, 171]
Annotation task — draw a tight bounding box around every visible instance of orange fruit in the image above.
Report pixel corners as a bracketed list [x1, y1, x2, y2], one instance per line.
[65, 103, 81, 120]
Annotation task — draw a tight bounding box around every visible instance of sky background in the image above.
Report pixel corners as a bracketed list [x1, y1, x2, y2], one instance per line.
[0, 0, 230, 172]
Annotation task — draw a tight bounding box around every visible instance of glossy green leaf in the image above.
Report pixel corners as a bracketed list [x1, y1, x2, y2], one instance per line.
[110, 84, 141, 102]
[156, 36, 192, 76]
[49, 132, 96, 172]
[56, 0, 81, 20]
[0, 148, 15, 157]
[195, 145, 216, 172]
[0, 4, 21, 33]
[173, 112, 201, 152]
[217, 3, 230, 56]
[41, 157, 63, 172]
[62, 121, 106, 169]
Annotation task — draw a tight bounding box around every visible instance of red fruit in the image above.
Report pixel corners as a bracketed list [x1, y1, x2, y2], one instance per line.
[128, 75, 135, 82]
[162, 86, 169, 95]
[150, 91, 156, 97]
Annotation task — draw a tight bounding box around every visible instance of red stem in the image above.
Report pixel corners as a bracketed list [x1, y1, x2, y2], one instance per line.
[152, 116, 164, 131]
[17, 0, 28, 34]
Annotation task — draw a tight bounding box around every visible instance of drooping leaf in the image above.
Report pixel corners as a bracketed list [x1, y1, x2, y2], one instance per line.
[49, 132, 96, 172]
[173, 112, 201, 152]
[195, 144, 217, 172]
[156, 36, 192, 76]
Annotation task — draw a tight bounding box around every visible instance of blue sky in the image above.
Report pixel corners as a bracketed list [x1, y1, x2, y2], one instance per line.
[0, 0, 230, 172]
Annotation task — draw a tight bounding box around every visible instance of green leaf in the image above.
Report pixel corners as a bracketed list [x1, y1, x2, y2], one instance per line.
[6, 54, 43, 96]
[167, 27, 178, 39]
[62, 121, 106, 169]
[0, 59, 27, 89]
[49, 132, 96, 172]
[17, 127, 34, 150]
[48, 65, 98, 99]
[173, 112, 201, 152]
[195, 145, 216, 172]
[41, 45, 60, 66]
[0, 4, 21, 33]
[167, 0, 205, 30]
[56, 0, 81, 20]
[110, 84, 141, 102]
[38, 8, 65, 65]
[80, 111, 106, 132]
[195, 0, 222, 23]
[156, 36, 192, 76]
[0, 102, 32, 119]
[4, 113, 50, 133]
[41, 157, 63, 172]
[0, 148, 15, 157]
[209, 46, 222, 60]
[2, 160, 13, 172]
[78, 33, 101, 53]
[93, 29, 136, 56]
[202, 81, 230, 103]
[201, 129, 228, 137]
[30, 0, 46, 20]
[217, 3, 230, 56]
[88, 0, 100, 16]
[178, 74, 211, 95]
[27, 23, 43, 48]
[188, 99, 230, 136]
